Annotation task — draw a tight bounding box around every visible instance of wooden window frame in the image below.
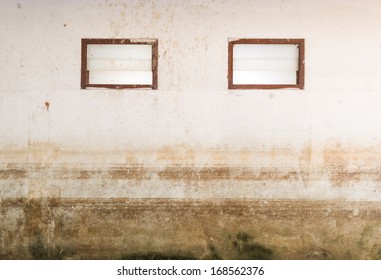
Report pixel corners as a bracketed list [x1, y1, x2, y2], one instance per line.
[228, 38, 305, 90]
[81, 38, 158, 89]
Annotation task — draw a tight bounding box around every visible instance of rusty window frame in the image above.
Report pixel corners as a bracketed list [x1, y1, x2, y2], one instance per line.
[228, 38, 305, 90]
[81, 38, 158, 89]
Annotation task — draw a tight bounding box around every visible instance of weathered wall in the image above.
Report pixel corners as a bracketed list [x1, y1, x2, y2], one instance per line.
[2, 198, 381, 260]
[1, 0, 381, 259]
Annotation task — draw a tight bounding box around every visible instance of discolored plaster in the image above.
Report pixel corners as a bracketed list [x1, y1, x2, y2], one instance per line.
[1, 198, 381, 260]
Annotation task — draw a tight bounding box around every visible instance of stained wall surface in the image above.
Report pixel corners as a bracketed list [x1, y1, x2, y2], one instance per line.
[1, 0, 381, 259]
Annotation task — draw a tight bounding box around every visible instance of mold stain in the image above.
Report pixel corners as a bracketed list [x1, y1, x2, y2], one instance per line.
[2, 199, 381, 259]
[29, 230, 49, 259]
[228, 232, 273, 260]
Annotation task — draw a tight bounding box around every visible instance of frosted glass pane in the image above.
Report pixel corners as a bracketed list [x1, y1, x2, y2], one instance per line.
[233, 44, 299, 59]
[87, 44, 152, 59]
[87, 58, 152, 71]
[89, 71, 152, 85]
[234, 58, 298, 71]
[86, 44, 153, 85]
[233, 70, 297, 85]
[232, 43, 300, 85]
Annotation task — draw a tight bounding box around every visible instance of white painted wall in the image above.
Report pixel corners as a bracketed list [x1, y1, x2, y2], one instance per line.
[1, 0, 381, 200]
[1, 0, 380, 152]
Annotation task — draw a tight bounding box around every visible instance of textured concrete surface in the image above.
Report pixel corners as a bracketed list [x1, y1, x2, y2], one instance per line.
[1, 198, 381, 260]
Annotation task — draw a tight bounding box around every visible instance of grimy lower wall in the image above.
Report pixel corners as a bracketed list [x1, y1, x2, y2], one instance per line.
[1, 0, 381, 259]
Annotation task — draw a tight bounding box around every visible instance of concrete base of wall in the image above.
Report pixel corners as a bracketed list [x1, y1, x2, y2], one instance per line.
[1, 146, 381, 259]
[1, 198, 381, 260]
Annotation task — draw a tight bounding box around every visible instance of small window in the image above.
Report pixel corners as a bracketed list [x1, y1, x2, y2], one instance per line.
[81, 38, 158, 89]
[228, 39, 304, 89]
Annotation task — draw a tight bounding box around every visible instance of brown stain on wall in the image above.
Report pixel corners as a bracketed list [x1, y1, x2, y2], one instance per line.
[0, 165, 379, 185]
[157, 167, 299, 181]
[298, 142, 312, 186]
[0, 168, 27, 179]
[1, 141, 381, 259]
[2, 142, 381, 186]
[1, 198, 381, 260]
[108, 166, 149, 180]
[323, 143, 381, 187]
[0, 165, 306, 182]
[156, 145, 196, 164]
